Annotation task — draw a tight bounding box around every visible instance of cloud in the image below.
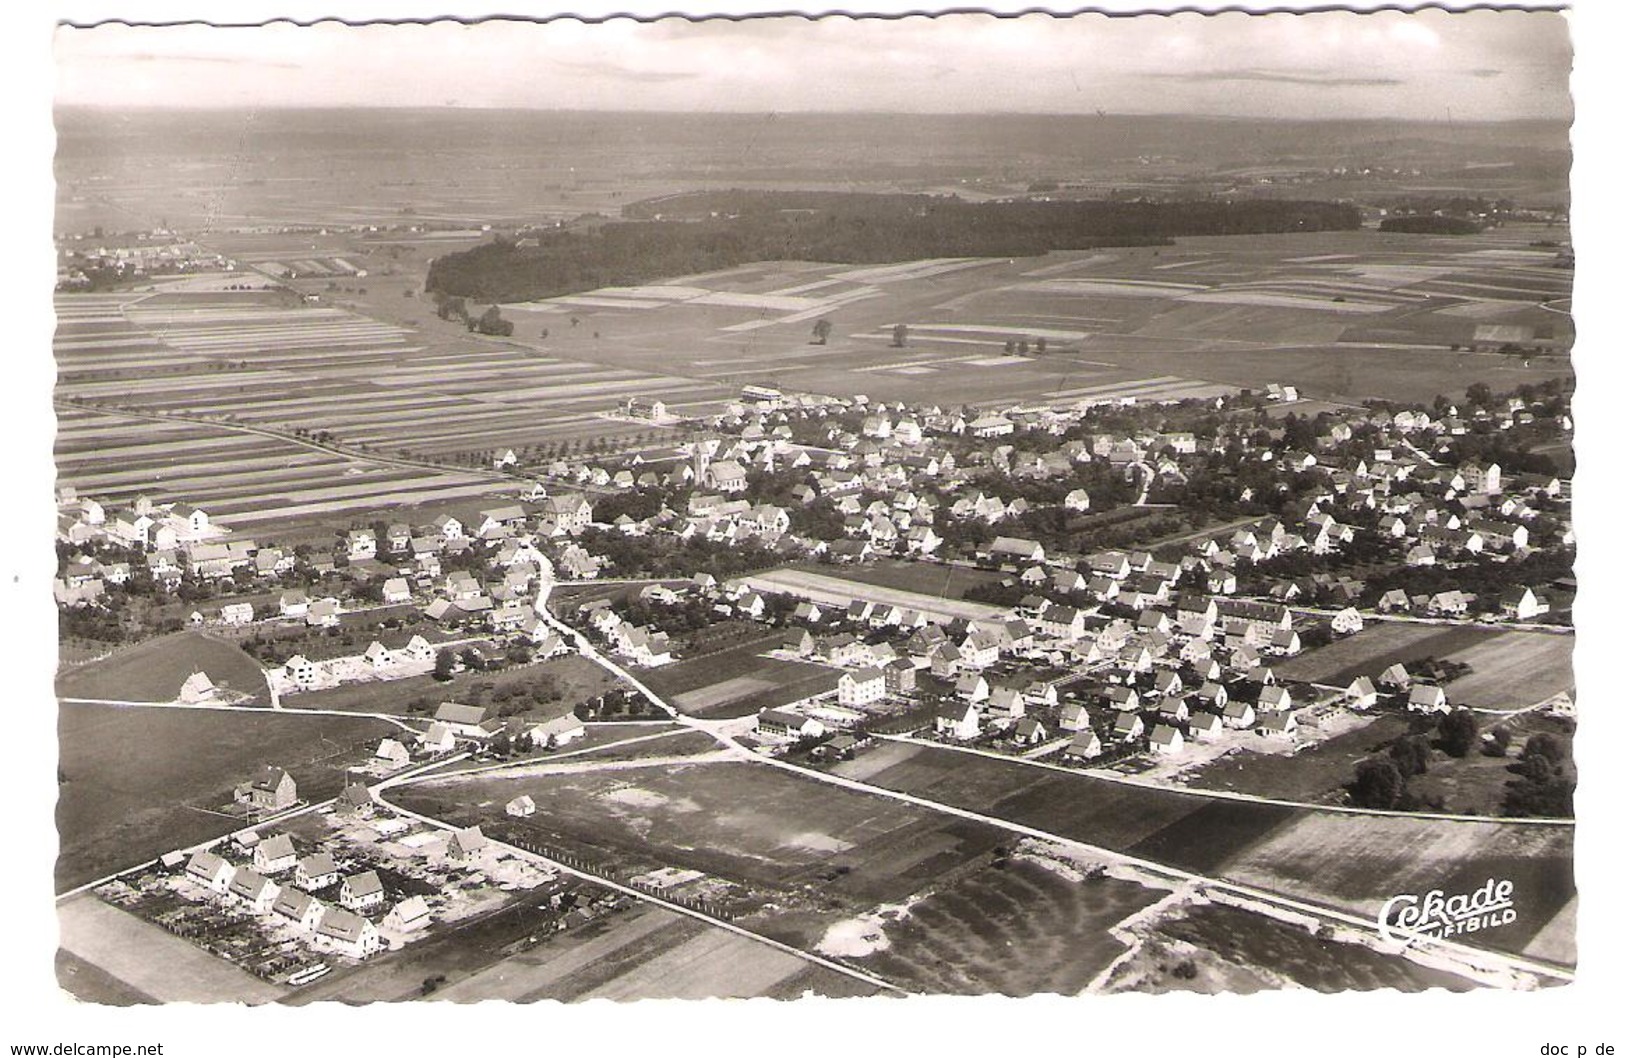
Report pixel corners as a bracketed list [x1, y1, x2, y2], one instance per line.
[1155, 69, 1405, 88]
[120, 52, 302, 69]
[547, 56, 697, 84]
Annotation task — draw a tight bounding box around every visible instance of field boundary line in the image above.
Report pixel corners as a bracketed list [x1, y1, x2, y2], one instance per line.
[59, 695, 423, 730]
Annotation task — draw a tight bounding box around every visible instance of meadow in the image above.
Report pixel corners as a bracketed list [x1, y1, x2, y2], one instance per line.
[1272, 622, 1574, 710]
[56, 629, 269, 704]
[55, 701, 394, 891]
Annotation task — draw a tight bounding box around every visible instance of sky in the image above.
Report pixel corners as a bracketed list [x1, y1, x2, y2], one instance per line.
[53, 7, 1572, 120]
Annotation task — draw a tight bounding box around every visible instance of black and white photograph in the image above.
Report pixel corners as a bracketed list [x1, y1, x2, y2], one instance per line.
[9, 0, 1618, 1046]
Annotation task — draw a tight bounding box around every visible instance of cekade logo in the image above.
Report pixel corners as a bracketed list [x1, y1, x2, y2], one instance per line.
[1377, 878, 1517, 943]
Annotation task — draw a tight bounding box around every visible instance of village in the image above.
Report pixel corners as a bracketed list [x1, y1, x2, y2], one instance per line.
[55, 372, 1574, 805]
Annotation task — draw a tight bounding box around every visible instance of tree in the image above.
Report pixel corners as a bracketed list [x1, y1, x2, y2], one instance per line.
[811, 318, 833, 345]
[1388, 734, 1432, 778]
[1437, 708, 1479, 758]
[1465, 382, 1494, 408]
[1349, 758, 1405, 810]
[891, 323, 909, 348]
[432, 648, 457, 682]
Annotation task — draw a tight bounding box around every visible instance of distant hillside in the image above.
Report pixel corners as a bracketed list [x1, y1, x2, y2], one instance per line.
[1379, 215, 1485, 235]
[424, 193, 1362, 303]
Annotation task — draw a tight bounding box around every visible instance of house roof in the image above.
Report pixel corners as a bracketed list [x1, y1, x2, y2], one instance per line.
[389, 895, 433, 925]
[228, 867, 276, 901]
[344, 870, 384, 897]
[258, 833, 296, 861]
[450, 826, 487, 854]
[316, 907, 372, 943]
[298, 852, 338, 878]
[187, 850, 229, 877]
[250, 766, 292, 792]
[434, 702, 489, 726]
[272, 887, 320, 919]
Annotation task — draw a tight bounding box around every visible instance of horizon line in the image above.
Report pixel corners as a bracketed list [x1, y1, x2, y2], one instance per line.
[51, 103, 1571, 124]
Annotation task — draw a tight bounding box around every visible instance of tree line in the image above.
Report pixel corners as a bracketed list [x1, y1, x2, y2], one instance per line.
[425, 194, 1363, 303]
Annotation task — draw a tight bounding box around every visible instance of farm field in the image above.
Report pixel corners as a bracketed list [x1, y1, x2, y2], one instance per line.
[638, 641, 839, 719]
[56, 701, 395, 892]
[54, 403, 506, 531]
[568, 927, 813, 1001]
[1273, 622, 1573, 710]
[850, 740, 1573, 963]
[1184, 712, 1414, 802]
[57, 894, 285, 1004]
[786, 557, 1010, 601]
[431, 225, 1572, 409]
[1104, 900, 1480, 993]
[282, 652, 619, 716]
[850, 857, 1166, 996]
[56, 629, 269, 704]
[1218, 812, 1574, 958]
[739, 567, 1009, 624]
[55, 223, 1571, 544]
[1186, 707, 1575, 818]
[1438, 632, 1575, 710]
[51, 287, 723, 531]
[1273, 621, 1506, 686]
[391, 759, 1012, 950]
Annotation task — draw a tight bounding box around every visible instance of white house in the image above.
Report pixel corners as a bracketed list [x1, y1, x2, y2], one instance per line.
[418, 722, 457, 755]
[1148, 724, 1185, 755]
[1408, 684, 1449, 714]
[376, 738, 411, 767]
[340, 870, 386, 912]
[185, 850, 236, 894]
[313, 908, 382, 960]
[228, 868, 281, 915]
[1062, 727, 1102, 760]
[934, 701, 981, 741]
[384, 896, 433, 934]
[837, 667, 887, 708]
[253, 833, 298, 874]
[295, 852, 340, 890]
[271, 888, 328, 932]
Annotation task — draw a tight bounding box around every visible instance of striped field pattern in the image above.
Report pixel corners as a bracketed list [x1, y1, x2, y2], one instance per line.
[54, 289, 733, 528]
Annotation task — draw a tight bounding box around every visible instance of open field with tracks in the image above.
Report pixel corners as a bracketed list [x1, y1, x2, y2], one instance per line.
[848, 740, 1574, 963]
